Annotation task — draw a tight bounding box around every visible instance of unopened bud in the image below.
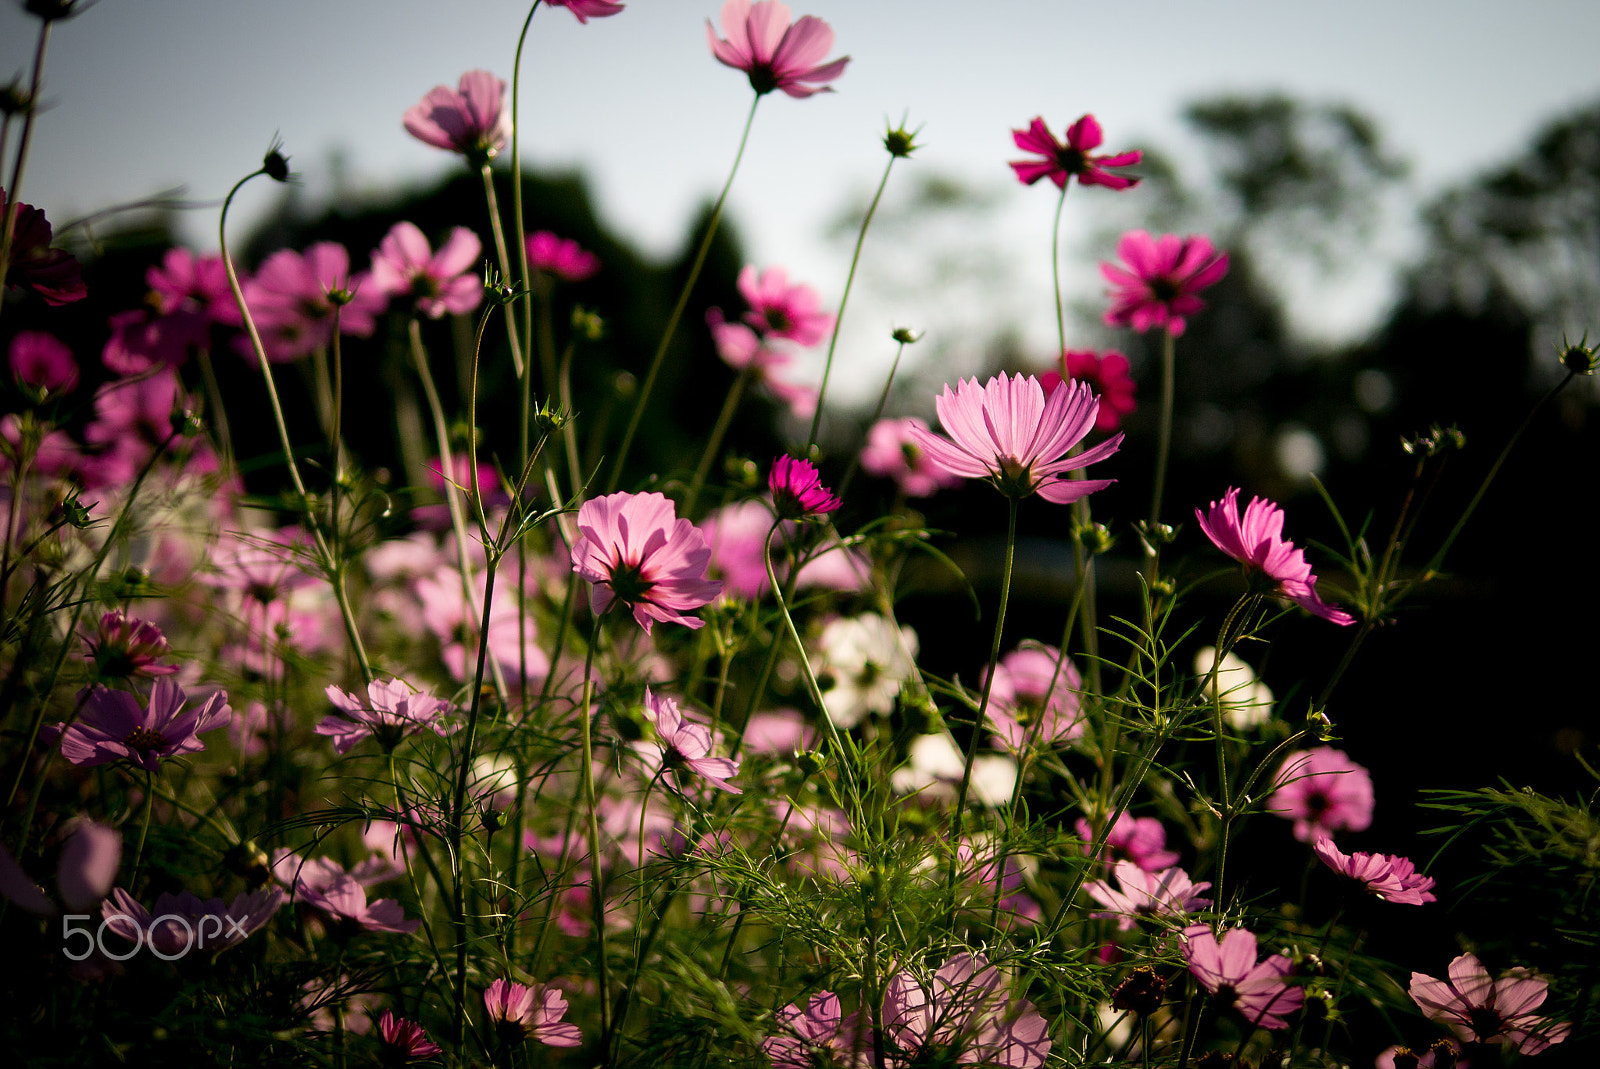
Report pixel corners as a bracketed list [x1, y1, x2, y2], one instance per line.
[534, 401, 571, 435]
[882, 118, 923, 159]
[1075, 521, 1114, 555]
[1557, 332, 1598, 375]
[1110, 967, 1167, 1017]
[0, 78, 32, 117]
[56, 495, 94, 529]
[262, 137, 293, 183]
[795, 749, 828, 778]
[891, 326, 922, 345]
[724, 455, 760, 490]
[612, 371, 636, 400]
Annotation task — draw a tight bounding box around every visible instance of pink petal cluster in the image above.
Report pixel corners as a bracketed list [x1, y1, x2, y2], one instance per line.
[770, 455, 841, 519]
[9, 330, 78, 393]
[982, 642, 1085, 751]
[0, 818, 120, 915]
[859, 417, 963, 498]
[1075, 813, 1181, 872]
[315, 678, 456, 755]
[2, 189, 87, 305]
[1182, 925, 1304, 1031]
[738, 265, 833, 345]
[239, 241, 386, 363]
[882, 953, 1052, 1068]
[279, 854, 419, 935]
[1101, 230, 1228, 336]
[148, 247, 235, 322]
[1268, 747, 1374, 842]
[908, 373, 1122, 503]
[647, 688, 741, 794]
[526, 230, 601, 282]
[1039, 350, 1137, 433]
[50, 678, 231, 773]
[1409, 954, 1569, 1055]
[1196, 487, 1355, 625]
[548, 0, 625, 22]
[101, 885, 284, 955]
[402, 70, 511, 164]
[482, 979, 581, 1047]
[370, 221, 483, 319]
[762, 992, 871, 1069]
[1311, 835, 1437, 905]
[81, 610, 179, 679]
[377, 1010, 443, 1061]
[1085, 860, 1212, 931]
[572, 491, 722, 632]
[1009, 114, 1142, 191]
[706, 0, 849, 99]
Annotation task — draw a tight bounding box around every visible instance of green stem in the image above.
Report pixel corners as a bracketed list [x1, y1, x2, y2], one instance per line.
[127, 768, 156, 891]
[683, 363, 755, 516]
[836, 336, 910, 500]
[480, 164, 528, 380]
[1145, 327, 1177, 575]
[0, 19, 51, 326]
[576, 618, 612, 1054]
[1050, 183, 1070, 360]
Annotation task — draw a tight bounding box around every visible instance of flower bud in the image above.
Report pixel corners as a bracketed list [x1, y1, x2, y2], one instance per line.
[1075, 521, 1114, 555]
[1558, 332, 1598, 375]
[795, 749, 828, 778]
[883, 119, 923, 159]
[723, 455, 761, 490]
[262, 137, 293, 183]
[1110, 966, 1167, 1017]
[891, 325, 923, 345]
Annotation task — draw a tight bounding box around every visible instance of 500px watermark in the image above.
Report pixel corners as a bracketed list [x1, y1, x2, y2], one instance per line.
[61, 913, 253, 961]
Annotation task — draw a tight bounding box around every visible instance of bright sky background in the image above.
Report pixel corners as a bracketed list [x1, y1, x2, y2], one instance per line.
[6, 0, 1600, 400]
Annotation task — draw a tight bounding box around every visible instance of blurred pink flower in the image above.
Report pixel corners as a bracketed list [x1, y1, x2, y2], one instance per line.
[762, 992, 871, 1069]
[707, 0, 849, 99]
[882, 953, 1052, 1068]
[1409, 954, 1569, 1055]
[1040, 350, 1136, 433]
[1182, 925, 1304, 1031]
[315, 678, 456, 755]
[1311, 834, 1436, 905]
[483, 979, 581, 1047]
[549, 0, 625, 23]
[51, 679, 231, 773]
[79, 368, 206, 489]
[1196, 487, 1355, 626]
[370, 221, 483, 319]
[738, 265, 833, 345]
[8, 330, 78, 393]
[0, 818, 120, 915]
[647, 688, 741, 794]
[1075, 813, 1181, 872]
[101, 885, 283, 955]
[81, 610, 179, 679]
[770, 455, 841, 519]
[240, 242, 385, 362]
[859, 417, 962, 498]
[2, 189, 86, 305]
[102, 306, 209, 374]
[1009, 114, 1142, 191]
[526, 230, 601, 282]
[907, 373, 1122, 504]
[281, 855, 419, 935]
[147, 247, 235, 323]
[982, 642, 1084, 751]
[414, 568, 550, 685]
[1268, 747, 1374, 841]
[571, 491, 721, 632]
[378, 1010, 442, 1061]
[1101, 230, 1228, 336]
[705, 308, 818, 417]
[1085, 861, 1211, 931]
[402, 70, 511, 164]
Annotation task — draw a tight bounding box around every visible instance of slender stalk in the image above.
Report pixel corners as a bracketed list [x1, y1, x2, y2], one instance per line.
[510, 0, 542, 378]
[683, 363, 755, 515]
[608, 96, 760, 492]
[127, 768, 156, 891]
[576, 618, 612, 1054]
[479, 164, 529, 380]
[836, 335, 911, 500]
[1145, 326, 1177, 574]
[0, 19, 52, 325]
[1049, 183, 1071, 360]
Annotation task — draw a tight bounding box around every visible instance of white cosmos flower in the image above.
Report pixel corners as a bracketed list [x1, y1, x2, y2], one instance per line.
[1193, 646, 1274, 729]
[816, 613, 918, 728]
[892, 733, 1018, 807]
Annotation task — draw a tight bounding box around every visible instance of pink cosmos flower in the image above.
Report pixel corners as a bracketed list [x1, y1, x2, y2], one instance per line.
[315, 678, 456, 755]
[378, 1010, 443, 1061]
[548, 0, 625, 23]
[705, 308, 818, 416]
[102, 306, 209, 374]
[1268, 747, 1374, 841]
[707, 0, 849, 99]
[101, 885, 284, 956]
[402, 70, 512, 165]
[81, 610, 180, 679]
[770, 455, 841, 519]
[1085, 861, 1212, 931]
[1040, 350, 1137, 434]
[762, 992, 872, 1069]
[284, 857, 420, 935]
[1101, 231, 1228, 336]
[1408, 954, 1570, 1055]
[2, 189, 87, 305]
[1182, 925, 1304, 1031]
[240, 241, 385, 362]
[859, 418, 962, 498]
[50, 679, 232, 773]
[78, 368, 208, 490]
[414, 568, 551, 685]
[369, 221, 483, 319]
[647, 688, 741, 794]
[1075, 813, 1181, 872]
[882, 953, 1052, 1069]
[738, 265, 834, 346]
[9, 330, 78, 393]
[1311, 835, 1437, 905]
[526, 230, 601, 282]
[482, 979, 581, 1047]
[571, 491, 721, 633]
[1196, 487, 1356, 626]
[982, 642, 1085, 751]
[1009, 114, 1142, 191]
[0, 818, 120, 915]
[148, 247, 235, 323]
[907, 373, 1123, 504]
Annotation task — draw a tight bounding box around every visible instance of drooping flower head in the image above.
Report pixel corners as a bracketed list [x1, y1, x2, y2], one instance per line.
[482, 979, 581, 1047]
[881, 953, 1052, 1069]
[1085, 861, 1212, 931]
[1182, 925, 1305, 1031]
[762, 992, 871, 1069]
[525, 230, 601, 282]
[548, 0, 625, 22]
[571, 491, 722, 632]
[738, 265, 834, 345]
[907, 373, 1122, 503]
[1, 190, 87, 305]
[377, 1010, 443, 1062]
[50, 679, 231, 773]
[403, 70, 511, 166]
[1009, 114, 1142, 190]
[81, 610, 180, 679]
[1311, 834, 1436, 905]
[707, 0, 849, 98]
[1101, 230, 1228, 336]
[1409, 954, 1570, 1055]
[770, 455, 841, 520]
[646, 688, 741, 794]
[315, 678, 456, 755]
[982, 641, 1085, 751]
[1039, 349, 1137, 433]
[369, 222, 483, 320]
[1268, 747, 1374, 841]
[9, 330, 78, 394]
[859, 417, 963, 498]
[1196, 487, 1355, 625]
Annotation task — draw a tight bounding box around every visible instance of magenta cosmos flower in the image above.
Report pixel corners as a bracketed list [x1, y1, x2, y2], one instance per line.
[315, 678, 456, 755]
[908, 373, 1122, 504]
[1182, 925, 1304, 1031]
[241, 241, 386, 362]
[2, 190, 87, 305]
[1075, 813, 1180, 872]
[483, 979, 581, 1047]
[738, 264, 834, 346]
[52, 679, 231, 773]
[882, 953, 1052, 1068]
[1196, 487, 1355, 626]
[1311, 835, 1436, 905]
[9, 330, 78, 394]
[707, 0, 849, 98]
[1085, 861, 1212, 931]
[571, 491, 722, 632]
[369, 221, 483, 319]
[762, 992, 871, 1069]
[982, 641, 1085, 751]
[859, 417, 963, 498]
[526, 230, 600, 282]
[403, 70, 511, 165]
[1409, 954, 1570, 1055]
[378, 1011, 442, 1061]
[1009, 114, 1142, 191]
[1268, 747, 1374, 841]
[1101, 230, 1228, 337]
[770, 455, 841, 520]
[81, 610, 179, 680]
[647, 688, 741, 794]
[548, 0, 625, 24]
[1040, 350, 1136, 434]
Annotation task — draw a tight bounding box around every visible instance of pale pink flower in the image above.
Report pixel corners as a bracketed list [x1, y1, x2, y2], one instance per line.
[1196, 487, 1355, 625]
[403, 70, 511, 164]
[9, 330, 78, 393]
[859, 417, 962, 498]
[1409, 954, 1569, 1055]
[239, 241, 385, 362]
[0, 818, 120, 915]
[647, 688, 741, 794]
[982, 642, 1084, 751]
[526, 230, 600, 282]
[1182, 925, 1304, 1031]
[414, 569, 549, 685]
[548, 0, 625, 23]
[315, 678, 456, 755]
[50, 679, 231, 773]
[377, 1010, 442, 1061]
[770, 455, 841, 519]
[706, 0, 849, 99]
[1009, 114, 1141, 191]
[907, 373, 1122, 504]
[1074, 813, 1180, 872]
[1268, 747, 1374, 841]
[571, 491, 721, 632]
[881, 953, 1051, 1068]
[738, 265, 833, 346]
[147, 247, 234, 323]
[281, 854, 419, 935]
[1312, 835, 1436, 905]
[1101, 230, 1228, 336]
[762, 992, 871, 1069]
[483, 979, 581, 1047]
[1085, 860, 1211, 931]
[369, 221, 483, 319]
